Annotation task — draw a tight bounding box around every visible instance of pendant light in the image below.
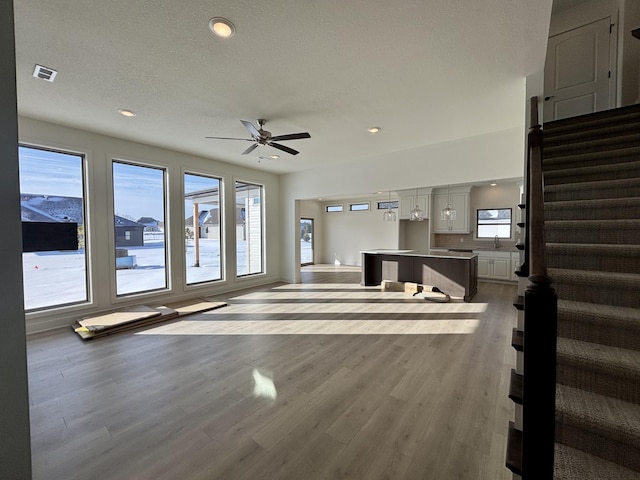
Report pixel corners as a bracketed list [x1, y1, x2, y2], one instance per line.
[440, 185, 457, 222]
[409, 188, 424, 221]
[382, 191, 396, 221]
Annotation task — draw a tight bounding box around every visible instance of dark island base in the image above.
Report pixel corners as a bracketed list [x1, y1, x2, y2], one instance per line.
[361, 252, 478, 302]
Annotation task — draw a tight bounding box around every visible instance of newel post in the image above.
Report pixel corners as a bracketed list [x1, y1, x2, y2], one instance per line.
[522, 99, 558, 479]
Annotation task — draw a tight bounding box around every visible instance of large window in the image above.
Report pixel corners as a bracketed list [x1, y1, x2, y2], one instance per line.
[112, 161, 167, 295]
[236, 181, 263, 276]
[19, 146, 88, 310]
[184, 173, 222, 284]
[477, 208, 512, 238]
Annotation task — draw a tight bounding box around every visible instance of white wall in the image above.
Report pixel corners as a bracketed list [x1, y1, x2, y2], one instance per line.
[620, 0, 640, 105]
[1, 0, 32, 476]
[549, 0, 619, 37]
[471, 182, 522, 241]
[18, 117, 281, 332]
[321, 196, 400, 266]
[280, 124, 527, 282]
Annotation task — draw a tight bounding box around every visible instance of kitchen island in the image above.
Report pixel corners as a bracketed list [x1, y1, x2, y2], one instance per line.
[361, 250, 478, 301]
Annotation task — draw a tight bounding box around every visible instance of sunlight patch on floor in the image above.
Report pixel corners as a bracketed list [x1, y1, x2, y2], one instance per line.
[201, 302, 488, 314]
[137, 318, 480, 336]
[271, 283, 376, 290]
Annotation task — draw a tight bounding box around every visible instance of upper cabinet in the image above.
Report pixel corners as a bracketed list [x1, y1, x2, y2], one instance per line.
[433, 186, 471, 233]
[398, 188, 430, 220]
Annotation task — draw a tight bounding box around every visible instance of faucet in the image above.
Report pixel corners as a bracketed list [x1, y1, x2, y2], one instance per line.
[494, 235, 500, 249]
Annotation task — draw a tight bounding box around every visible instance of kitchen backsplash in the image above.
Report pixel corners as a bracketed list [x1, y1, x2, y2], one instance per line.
[433, 233, 520, 251]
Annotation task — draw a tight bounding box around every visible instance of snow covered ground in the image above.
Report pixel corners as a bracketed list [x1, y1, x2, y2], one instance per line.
[301, 237, 313, 264]
[22, 234, 313, 310]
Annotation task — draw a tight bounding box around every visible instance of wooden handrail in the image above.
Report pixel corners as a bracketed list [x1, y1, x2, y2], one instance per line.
[527, 97, 546, 279]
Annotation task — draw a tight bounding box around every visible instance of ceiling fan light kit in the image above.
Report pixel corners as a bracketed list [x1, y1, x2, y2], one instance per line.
[206, 119, 311, 156]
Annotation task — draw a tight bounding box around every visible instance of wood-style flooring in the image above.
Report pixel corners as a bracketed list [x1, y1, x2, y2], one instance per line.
[27, 265, 517, 480]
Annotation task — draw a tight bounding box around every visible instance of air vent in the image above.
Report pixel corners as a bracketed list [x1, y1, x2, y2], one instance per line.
[33, 64, 57, 82]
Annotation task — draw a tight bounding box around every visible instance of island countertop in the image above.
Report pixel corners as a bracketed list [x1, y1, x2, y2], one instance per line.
[360, 249, 478, 260]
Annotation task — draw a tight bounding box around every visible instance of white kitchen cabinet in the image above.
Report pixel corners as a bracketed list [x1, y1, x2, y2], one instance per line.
[476, 250, 514, 281]
[399, 192, 429, 220]
[433, 188, 470, 233]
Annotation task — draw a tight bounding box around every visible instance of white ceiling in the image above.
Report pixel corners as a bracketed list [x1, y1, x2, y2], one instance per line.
[13, 0, 553, 175]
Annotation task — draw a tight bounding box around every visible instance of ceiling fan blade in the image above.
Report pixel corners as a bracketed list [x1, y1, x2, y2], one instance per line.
[270, 132, 311, 142]
[241, 143, 259, 155]
[240, 120, 261, 138]
[269, 142, 299, 155]
[205, 136, 253, 141]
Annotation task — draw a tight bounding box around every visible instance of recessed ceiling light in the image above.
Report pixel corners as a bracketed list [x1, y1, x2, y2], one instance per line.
[118, 109, 136, 117]
[490, 183, 497, 187]
[368, 127, 381, 134]
[270, 154, 280, 159]
[209, 17, 236, 38]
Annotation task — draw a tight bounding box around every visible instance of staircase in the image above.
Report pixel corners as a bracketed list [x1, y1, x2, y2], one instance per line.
[542, 104, 640, 479]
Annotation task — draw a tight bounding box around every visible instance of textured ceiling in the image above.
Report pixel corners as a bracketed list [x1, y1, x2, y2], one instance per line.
[13, 0, 552, 174]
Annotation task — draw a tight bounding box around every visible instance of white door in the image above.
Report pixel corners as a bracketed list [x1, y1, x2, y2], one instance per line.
[544, 17, 612, 123]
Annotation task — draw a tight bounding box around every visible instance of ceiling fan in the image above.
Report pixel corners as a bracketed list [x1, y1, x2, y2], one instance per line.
[206, 119, 311, 156]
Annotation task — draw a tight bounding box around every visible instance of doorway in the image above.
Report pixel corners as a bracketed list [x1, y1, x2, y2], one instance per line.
[300, 218, 314, 266]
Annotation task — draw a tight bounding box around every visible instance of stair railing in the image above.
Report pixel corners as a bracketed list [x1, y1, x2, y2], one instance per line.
[507, 97, 558, 479]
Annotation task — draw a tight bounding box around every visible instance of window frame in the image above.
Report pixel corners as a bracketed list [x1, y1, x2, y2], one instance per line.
[19, 144, 91, 312]
[184, 171, 224, 286]
[349, 202, 370, 212]
[235, 180, 265, 278]
[111, 159, 169, 297]
[476, 207, 513, 239]
[325, 204, 343, 213]
[377, 200, 399, 210]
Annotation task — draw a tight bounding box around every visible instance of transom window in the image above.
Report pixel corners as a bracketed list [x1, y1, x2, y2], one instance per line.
[349, 202, 370, 211]
[325, 204, 343, 213]
[377, 201, 399, 210]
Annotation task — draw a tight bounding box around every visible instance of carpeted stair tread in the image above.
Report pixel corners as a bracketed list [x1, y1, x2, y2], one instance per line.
[545, 119, 640, 147]
[544, 159, 640, 185]
[547, 243, 640, 274]
[545, 177, 640, 202]
[545, 103, 640, 136]
[549, 268, 640, 308]
[545, 219, 640, 244]
[544, 132, 640, 158]
[545, 196, 640, 221]
[555, 442, 640, 480]
[544, 115, 640, 138]
[556, 337, 640, 394]
[543, 145, 640, 170]
[557, 299, 640, 350]
[555, 384, 640, 471]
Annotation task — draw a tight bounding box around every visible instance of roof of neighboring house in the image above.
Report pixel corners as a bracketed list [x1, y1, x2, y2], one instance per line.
[20, 194, 83, 225]
[136, 217, 158, 225]
[114, 216, 144, 227]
